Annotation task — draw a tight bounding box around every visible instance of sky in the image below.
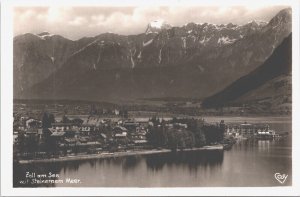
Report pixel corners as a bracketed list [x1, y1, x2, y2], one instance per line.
[14, 5, 289, 40]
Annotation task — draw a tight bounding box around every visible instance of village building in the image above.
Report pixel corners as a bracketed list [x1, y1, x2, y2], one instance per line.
[26, 119, 42, 128]
[113, 126, 128, 133]
[51, 123, 77, 131]
[80, 124, 95, 134]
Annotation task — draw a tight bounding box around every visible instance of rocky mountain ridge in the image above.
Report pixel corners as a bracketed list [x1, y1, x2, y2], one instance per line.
[14, 8, 292, 102]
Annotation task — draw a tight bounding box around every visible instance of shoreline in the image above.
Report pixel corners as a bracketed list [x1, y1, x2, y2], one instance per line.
[18, 145, 223, 164]
[57, 115, 292, 124]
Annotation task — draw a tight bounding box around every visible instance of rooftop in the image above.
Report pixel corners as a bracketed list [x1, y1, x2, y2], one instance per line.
[51, 131, 66, 137]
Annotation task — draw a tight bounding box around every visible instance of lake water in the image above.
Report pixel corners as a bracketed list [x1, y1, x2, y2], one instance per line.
[14, 122, 292, 187]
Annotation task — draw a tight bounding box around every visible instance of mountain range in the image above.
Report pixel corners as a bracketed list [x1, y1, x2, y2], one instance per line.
[14, 8, 292, 109]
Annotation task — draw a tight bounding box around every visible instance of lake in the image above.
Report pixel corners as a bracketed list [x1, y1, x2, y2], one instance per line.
[14, 122, 292, 187]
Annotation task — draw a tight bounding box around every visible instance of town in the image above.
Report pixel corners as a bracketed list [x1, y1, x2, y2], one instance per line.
[13, 101, 228, 161]
[13, 102, 285, 162]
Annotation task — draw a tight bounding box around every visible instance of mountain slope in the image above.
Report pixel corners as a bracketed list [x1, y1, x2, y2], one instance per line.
[235, 74, 292, 113]
[202, 33, 292, 109]
[13, 32, 93, 97]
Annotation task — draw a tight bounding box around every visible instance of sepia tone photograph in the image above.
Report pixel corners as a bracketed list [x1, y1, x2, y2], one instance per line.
[10, 3, 294, 189]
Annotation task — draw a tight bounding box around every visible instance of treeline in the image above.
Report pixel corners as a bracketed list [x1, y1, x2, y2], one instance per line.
[146, 117, 225, 150]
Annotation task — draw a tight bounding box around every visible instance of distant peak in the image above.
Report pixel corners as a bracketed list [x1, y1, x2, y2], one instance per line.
[226, 23, 237, 28]
[268, 7, 292, 27]
[274, 7, 292, 20]
[279, 7, 292, 15]
[246, 20, 267, 26]
[150, 20, 165, 28]
[36, 32, 55, 40]
[145, 20, 172, 34]
[37, 31, 51, 36]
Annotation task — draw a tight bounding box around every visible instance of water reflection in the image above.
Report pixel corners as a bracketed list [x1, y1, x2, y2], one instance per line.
[122, 156, 140, 171]
[145, 150, 223, 172]
[14, 150, 224, 187]
[258, 140, 270, 152]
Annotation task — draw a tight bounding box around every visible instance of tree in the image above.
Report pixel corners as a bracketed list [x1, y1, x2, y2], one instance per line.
[26, 134, 39, 153]
[42, 112, 55, 129]
[187, 118, 206, 147]
[16, 131, 26, 151]
[165, 129, 195, 150]
[179, 130, 195, 149]
[146, 118, 167, 147]
[71, 118, 83, 126]
[28, 120, 40, 128]
[42, 112, 50, 129]
[48, 114, 55, 125]
[194, 131, 206, 147]
[61, 115, 71, 123]
[203, 124, 224, 144]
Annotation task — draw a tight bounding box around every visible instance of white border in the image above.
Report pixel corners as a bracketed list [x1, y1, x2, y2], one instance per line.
[1, 0, 300, 196]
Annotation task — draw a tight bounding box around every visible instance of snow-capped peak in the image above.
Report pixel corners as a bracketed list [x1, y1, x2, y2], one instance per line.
[36, 31, 55, 40]
[150, 20, 165, 29]
[37, 31, 51, 36]
[145, 20, 172, 34]
[246, 20, 267, 26]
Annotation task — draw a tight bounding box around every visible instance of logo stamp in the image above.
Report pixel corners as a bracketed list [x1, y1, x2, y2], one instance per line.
[274, 173, 288, 184]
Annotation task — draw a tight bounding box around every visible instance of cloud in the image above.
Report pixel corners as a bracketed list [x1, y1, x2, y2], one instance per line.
[14, 5, 289, 40]
[69, 16, 88, 26]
